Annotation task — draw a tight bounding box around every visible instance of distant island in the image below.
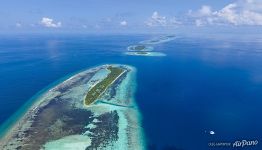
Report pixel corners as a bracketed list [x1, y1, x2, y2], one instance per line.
[140, 35, 176, 45]
[125, 35, 175, 57]
[127, 45, 154, 51]
[125, 51, 166, 56]
[0, 64, 145, 150]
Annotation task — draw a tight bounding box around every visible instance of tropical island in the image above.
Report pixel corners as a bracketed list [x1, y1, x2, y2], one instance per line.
[84, 66, 125, 105]
[127, 45, 153, 51]
[140, 35, 176, 45]
[0, 64, 145, 150]
[125, 35, 175, 57]
[125, 51, 166, 56]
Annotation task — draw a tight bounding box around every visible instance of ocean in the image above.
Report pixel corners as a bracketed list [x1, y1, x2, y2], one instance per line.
[0, 34, 262, 150]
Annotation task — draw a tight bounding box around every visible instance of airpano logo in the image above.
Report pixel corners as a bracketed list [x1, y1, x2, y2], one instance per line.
[233, 140, 258, 148]
[208, 139, 259, 148]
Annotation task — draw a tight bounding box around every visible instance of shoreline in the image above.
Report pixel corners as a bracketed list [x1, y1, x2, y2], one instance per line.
[0, 63, 109, 140]
[83, 67, 127, 106]
[127, 45, 154, 52]
[125, 52, 166, 57]
[0, 66, 101, 147]
[0, 64, 146, 150]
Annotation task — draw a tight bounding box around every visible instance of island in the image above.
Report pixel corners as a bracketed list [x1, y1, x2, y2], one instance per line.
[127, 45, 153, 51]
[85, 66, 125, 105]
[0, 64, 145, 150]
[125, 35, 175, 56]
[140, 35, 176, 45]
[125, 52, 166, 57]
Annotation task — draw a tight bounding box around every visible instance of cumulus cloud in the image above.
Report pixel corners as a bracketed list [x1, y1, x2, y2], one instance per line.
[120, 20, 128, 26]
[190, 0, 262, 26]
[146, 11, 167, 26]
[215, 0, 262, 25]
[198, 5, 213, 16]
[40, 17, 62, 28]
[146, 11, 181, 27]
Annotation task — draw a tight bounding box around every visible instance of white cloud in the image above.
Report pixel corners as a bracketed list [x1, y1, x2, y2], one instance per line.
[199, 5, 213, 16]
[191, 0, 262, 26]
[195, 19, 204, 27]
[169, 17, 181, 25]
[146, 11, 181, 27]
[40, 17, 62, 28]
[187, 5, 212, 18]
[147, 11, 167, 26]
[215, 0, 262, 25]
[120, 20, 127, 26]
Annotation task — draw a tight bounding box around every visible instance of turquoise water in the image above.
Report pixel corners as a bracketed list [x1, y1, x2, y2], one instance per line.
[1, 34, 262, 149]
[0, 64, 97, 138]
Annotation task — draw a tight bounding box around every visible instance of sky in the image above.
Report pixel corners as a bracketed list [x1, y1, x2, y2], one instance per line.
[0, 0, 261, 34]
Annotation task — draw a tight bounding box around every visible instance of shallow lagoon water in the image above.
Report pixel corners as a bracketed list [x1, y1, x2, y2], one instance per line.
[1, 35, 262, 150]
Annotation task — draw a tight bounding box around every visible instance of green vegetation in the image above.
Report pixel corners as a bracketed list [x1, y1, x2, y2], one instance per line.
[136, 52, 148, 54]
[166, 35, 175, 38]
[149, 40, 159, 43]
[132, 45, 146, 51]
[84, 66, 124, 105]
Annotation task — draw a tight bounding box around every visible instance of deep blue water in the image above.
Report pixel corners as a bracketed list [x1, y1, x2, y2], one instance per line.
[0, 34, 262, 150]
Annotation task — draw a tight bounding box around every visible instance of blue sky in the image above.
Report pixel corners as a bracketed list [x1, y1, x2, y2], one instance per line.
[0, 0, 261, 34]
